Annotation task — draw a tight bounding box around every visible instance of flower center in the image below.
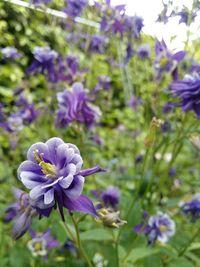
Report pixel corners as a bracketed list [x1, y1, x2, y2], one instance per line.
[159, 224, 168, 233]
[160, 57, 169, 67]
[34, 150, 57, 178]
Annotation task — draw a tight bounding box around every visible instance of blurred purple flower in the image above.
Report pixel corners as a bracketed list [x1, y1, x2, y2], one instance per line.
[27, 46, 58, 82]
[154, 40, 186, 80]
[18, 137, 105, 220]
[169, 167, 176, 177]
[180, 194, 200, 222]
[56, 82, 101, 128]
[169, 73, 200, 117]
[64, 0, 88, 18]
[162, 102, 175, 114]
[93, 75, 111, 93]
[5, 188, 37, 239]
[92, 186, 120, 209]
[128, 95, 142, 111]
[88, 35, 107, 54]
[28, 229, 59, 257]
[31, 0, 52, 4]
[134, 211, 175, 244]
[137, 44, 151, 59]
[1, 47, 21, 60]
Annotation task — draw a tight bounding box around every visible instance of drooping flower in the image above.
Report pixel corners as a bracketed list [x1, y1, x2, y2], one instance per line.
[18, 137, 104, 220]
[27, 46, 58, 82]
[154, 40, 186, 80]
[134, 211, 175, 244]
[64, 0, 88, 18]
[169, 73, 200, 117]
[55, 82, 101, 128]
[180, 194, 200, 222]
[137, 44, 151, 59]
[1, 47, 21, 60]
[91, 186, 120, 209]
[27, 229, 59, 257]
[4, 188, 37, 239]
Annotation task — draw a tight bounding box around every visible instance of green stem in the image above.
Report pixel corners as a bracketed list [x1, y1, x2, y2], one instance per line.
[71, 215, 94, 267]
[178, 225, 200, 257]
[112, 231, 119, 267]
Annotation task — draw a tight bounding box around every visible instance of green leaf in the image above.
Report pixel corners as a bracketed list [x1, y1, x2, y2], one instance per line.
[126, 247, 160, 263]
[80, 229, 113, 241]
[167, 258, 194, 267]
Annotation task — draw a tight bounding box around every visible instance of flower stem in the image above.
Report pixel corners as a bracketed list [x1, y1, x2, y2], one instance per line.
[71, 214, 94, 267]
[178, 225, 200, 257]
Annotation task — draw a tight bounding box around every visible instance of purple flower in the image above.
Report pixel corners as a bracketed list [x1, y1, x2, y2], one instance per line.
[128, 95, 142, 111]
[169, 167, 176, 177]
[5, 188, 37, 239]
[134, 211, 175, 244]
[137, 44, 150, 59]
[169, 73, 200, 117]
[56, 82, 101, 128]
[31, 0, 52, 4]
[180, 194, 200, 222]
[18, 137, 105, 220]
[176, 9, 196, 25]
[27, 46, 58, 82]
[93, 75, 111, 93]
[92, 186, 120, 209]
[162, 102, 175, 114]
[28, 229, 59, 257]
[154, 40, 186, 80]
[64, 0, 88, 18]
[126, 16, 144, 38]
[88, 35, 107, 54]
[96, 1, 126, 36]
[1, 47, 21, 60]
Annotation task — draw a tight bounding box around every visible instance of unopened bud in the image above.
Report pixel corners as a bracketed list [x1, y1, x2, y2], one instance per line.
[96, 208, 126, 228]
[190, 135, 200, 150]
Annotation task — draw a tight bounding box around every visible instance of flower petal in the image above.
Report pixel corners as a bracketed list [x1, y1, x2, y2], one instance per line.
[63, 195, 97, 217]
[44, 189, 55, 205]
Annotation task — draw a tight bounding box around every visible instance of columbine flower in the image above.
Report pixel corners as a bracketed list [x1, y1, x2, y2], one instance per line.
[55, 82, 101, 128]
[154, 40, 186, 80]
[1, 47, 21, 60]
[137, 44, 151, 59]
[28, 229, 59, 257]
[64, 0, 88, 18]
[27, 46, 58, 82]
[88, 35, 107, 54]
[92, 186, 120, 209]
[134, 211, 175, 244]
[169, 73, 200, 117]
[18, 137, 104, 220]
[4, 188, 37, 239]
[180, 194, 200, 222]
